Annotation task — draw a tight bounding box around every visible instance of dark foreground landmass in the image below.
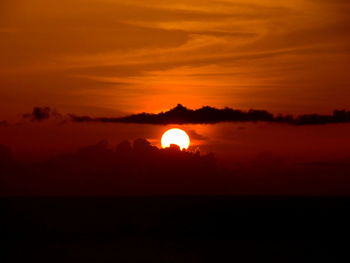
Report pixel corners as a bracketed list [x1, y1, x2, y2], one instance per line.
[2, 196, 350, 262]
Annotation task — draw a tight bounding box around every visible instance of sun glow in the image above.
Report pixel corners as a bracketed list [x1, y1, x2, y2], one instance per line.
[161, 128, 190, 150]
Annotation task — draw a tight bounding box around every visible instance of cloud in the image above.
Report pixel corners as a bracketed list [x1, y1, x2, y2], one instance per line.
[1, 0, 350, 115]
[21, 104, 350, 125]
[188, 130, 207, 140]
[1, 139, 220, 195]
[2, 138, 350, 196]
[293, 110, 350, 125]
[69, 138, 218, 175]
[23, 107, 62, 121]
[69, 104, 350, 125]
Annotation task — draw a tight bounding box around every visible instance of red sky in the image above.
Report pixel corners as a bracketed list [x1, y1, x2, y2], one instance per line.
[1, 121, 350, 166]
[1, 0, 350, 121]
[1, 0, 350, 188]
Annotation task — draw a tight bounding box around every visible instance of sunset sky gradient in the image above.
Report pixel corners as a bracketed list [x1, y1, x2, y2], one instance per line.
[3, 4, 350, 260]
[1, 0, 350, 120]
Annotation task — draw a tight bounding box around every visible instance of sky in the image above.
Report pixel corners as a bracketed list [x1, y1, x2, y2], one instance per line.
[1, 0, 350, 121]
[2, 122, 350, 195]
[1, 0, 350, 196]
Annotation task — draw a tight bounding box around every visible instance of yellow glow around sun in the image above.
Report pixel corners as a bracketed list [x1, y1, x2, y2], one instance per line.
[161, 128, 190, 150]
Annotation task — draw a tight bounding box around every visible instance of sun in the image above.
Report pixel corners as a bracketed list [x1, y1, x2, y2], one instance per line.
[161, 128, 190, 150]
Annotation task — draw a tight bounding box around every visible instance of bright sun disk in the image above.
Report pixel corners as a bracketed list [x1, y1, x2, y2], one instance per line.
[161, 128, 190, 150]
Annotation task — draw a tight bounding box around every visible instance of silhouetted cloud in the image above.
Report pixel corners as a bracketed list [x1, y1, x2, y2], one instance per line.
[68, 138, 218, 176]
[20, 105, 350, 125]
[1, 139, 222, 195]
[2, 138, 350, 196]
[69, 104, 350, 125]
[23, 107, 62, 121]
[294, 110, 350, 125]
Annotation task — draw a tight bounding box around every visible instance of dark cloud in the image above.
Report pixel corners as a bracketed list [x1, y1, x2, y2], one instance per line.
[1, 139, 220, 195]
[19, 105, 350, 126]
[23, 106, 62, 121]
[69, 104, 350, 125]
[293, 110, 350, 125]
[57, 138, 217, 177]
[1, 138, 350, 196]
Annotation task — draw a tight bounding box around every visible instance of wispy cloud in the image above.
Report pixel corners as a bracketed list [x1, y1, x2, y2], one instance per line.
[1, 0, 350, 116]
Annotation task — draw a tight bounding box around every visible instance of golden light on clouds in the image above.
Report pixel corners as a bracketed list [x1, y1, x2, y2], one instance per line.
[0, 0, 350, 120]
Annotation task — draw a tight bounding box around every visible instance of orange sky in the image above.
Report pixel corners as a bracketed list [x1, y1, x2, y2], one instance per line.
[1, 0, 350, 120]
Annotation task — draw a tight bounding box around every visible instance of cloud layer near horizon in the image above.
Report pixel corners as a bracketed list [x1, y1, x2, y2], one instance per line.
[23, 105, 350, 125]
[1, 0, 350, 120]
[2, 139, 350, 196]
